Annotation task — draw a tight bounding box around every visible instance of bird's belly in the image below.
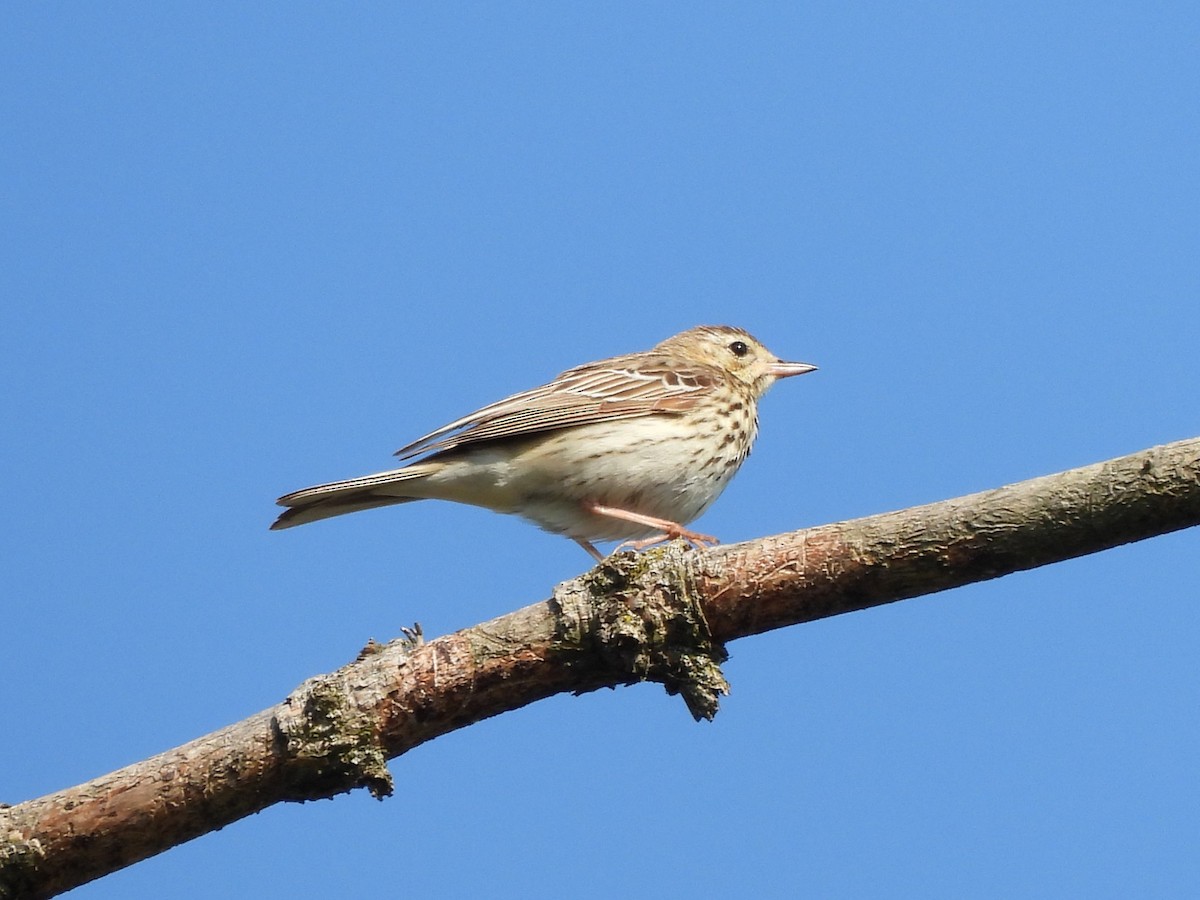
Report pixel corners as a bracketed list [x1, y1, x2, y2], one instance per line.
[504, 416, 750, 542]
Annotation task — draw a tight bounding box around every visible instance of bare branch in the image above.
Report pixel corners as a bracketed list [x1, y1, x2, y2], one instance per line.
[3, 437, 1197, 898]
[696, 436, 1200, 639]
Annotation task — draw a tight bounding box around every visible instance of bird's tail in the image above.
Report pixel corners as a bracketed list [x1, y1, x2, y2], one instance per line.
[270, 465, 435, 530]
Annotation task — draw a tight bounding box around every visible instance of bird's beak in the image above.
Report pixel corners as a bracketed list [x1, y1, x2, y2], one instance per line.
[770, 360, 818, 378]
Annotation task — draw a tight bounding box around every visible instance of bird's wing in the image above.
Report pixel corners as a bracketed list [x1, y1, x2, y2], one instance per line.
[394, 355, 719, 459]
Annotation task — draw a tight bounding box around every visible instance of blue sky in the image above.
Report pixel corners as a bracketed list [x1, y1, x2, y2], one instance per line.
[3, 4, 1198, 897]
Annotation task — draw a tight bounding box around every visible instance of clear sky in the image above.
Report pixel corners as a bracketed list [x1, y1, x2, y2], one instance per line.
[3, 4, 1198, 898]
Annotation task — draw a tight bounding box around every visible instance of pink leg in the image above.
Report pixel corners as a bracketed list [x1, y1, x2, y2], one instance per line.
[583, 502, 719, 554]
[574, 538, 604, 561]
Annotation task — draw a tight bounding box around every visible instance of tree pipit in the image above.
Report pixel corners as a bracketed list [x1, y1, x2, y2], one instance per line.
[272, 325, 816, 560]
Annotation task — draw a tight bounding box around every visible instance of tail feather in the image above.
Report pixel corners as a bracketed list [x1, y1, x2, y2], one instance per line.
[271, 465, 433, 530]
[271, 493, 421, 529]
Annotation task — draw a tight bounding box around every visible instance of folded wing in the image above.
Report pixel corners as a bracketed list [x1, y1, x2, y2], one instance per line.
[394, 355, 719, 459]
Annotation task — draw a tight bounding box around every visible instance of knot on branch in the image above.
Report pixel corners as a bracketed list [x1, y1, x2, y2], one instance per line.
[274, 676, 394, 802]
[552, 545, 730, 721]
[273, 627, 422, 802]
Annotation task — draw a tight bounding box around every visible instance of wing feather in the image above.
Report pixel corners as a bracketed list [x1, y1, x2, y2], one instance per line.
[395, 355, 719, 459]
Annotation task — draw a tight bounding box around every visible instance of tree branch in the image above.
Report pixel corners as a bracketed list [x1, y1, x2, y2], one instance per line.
[3, 437, 1198, 898]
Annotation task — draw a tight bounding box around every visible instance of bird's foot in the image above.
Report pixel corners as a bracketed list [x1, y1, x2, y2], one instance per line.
[612, 525, 719, 555]
[578, 501, 720, 559]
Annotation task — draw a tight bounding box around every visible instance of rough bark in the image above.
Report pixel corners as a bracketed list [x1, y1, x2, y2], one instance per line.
[3, 437, 1198, 899]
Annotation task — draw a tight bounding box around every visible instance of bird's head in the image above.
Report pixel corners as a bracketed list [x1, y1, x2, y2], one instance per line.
[656, 325, 817, 398]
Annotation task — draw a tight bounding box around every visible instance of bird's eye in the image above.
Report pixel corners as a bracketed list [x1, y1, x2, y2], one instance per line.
[729, 340, 749, 357]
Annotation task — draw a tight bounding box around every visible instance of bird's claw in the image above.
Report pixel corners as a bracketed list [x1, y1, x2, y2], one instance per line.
[612, 527, 719, 556]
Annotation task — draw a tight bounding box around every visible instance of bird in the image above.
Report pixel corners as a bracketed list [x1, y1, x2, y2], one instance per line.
[271, 325, 816, 560]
